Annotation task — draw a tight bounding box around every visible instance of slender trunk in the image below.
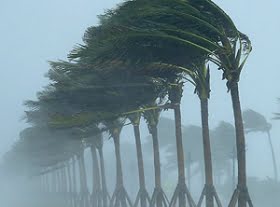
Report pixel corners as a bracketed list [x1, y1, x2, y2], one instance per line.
[78, 151, 89, 207]
[232, 147, 236, 191]
[267, 130, 278, 181]
[173, 103, 186, 207]
[174, 103, 186, 182]
[52, 170, 56, 193]
[113, 133, 124, 187]
[67, 161, 73, 207]
[91, 145, 101, 207]
[98, 147, 108, 207]
[151, 125, 163, 207]
[113, 133, 127, 207]
[63, 166, 68, 194]
[57, 169, 62, 193]
[230, 83, 247, 207]
[62, 165, 68, 204]
[200, 98, 214, 207]
[151, 125, 161, 188]
[72, 157, 78, 207]
[134, 124, 147, 207]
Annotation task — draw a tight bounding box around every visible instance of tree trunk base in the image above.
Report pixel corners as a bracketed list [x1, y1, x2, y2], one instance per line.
[150, 187, 169, 207]
[169, 183, 196, 207]
[228, 185, 253, 207]
[134, 188, 151, 207]
[197, 184, 222, 207]
[110, 185, 133, 207]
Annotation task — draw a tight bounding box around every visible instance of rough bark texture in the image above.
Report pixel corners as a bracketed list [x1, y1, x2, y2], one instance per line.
[267, 130, 278, 181]
[230, 83, 247, 207]
[200, 98, 214, 207]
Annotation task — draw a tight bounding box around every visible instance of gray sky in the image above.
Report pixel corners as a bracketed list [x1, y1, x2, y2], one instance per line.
[0, 0, 280, 178]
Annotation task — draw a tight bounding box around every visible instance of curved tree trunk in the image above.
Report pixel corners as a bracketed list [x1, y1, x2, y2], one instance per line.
[200, 98, 214, 207]
[267, 130, 278, 181]
[91, 145, 102, 207]
[230, 83, 249, 207]
[133, 124, 148, 207]
[98, 147, 109, 207]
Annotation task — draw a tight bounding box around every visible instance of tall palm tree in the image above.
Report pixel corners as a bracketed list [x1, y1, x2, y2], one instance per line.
[82, 4, 253, 207]
[168, 81, 196, 207]
[105, 119, 133, 207]
[143, 104, 169, 207]
[127, 113, 150, 207]
[243, 109, 278, 181]
[187, 64, 221, 207]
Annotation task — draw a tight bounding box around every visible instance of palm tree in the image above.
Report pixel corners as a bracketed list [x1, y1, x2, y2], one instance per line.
[127, 113, 150, 207]
[82, 4, 253, 207]
[186, 64, 221, 207]
[143, 104, 169, 207]
[104, 119, 133, 207]
[243, 109, 278, 181]
[10, 2, 254, 207]
[167, 81, 196, 207]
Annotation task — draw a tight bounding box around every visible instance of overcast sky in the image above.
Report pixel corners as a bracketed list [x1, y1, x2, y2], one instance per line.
[0, 0, 280, 178]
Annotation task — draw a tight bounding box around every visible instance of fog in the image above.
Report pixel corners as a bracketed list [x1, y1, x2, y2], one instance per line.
[0, 0, 280, 206]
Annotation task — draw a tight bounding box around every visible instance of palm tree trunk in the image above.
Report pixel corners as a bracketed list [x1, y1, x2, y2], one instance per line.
[62, 165, 68, 204]
[57, 168, 62, 194]
[133, 124, 147, 207]
[78, 151, 90, 207]
[230, 83, 247, 207]
[113, 133, 124, 188]
[98, 147, 109, 207]
[113, 133, 128, 207]
[173, 103, 187, 206]
[267, 130, 278, 181]
[66, 161, 73, 207]
[91, 145, 102, 207]
[150, 124, 165, 207]
[232, 147, 236, 191]
[52, 169, 56, 193]
[151, 125, 162, 189]
[200, 98, 214, 207]
[72, 156, 78, 207]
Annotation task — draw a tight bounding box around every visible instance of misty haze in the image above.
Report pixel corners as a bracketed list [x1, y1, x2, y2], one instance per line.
[1, 1, 280, 207]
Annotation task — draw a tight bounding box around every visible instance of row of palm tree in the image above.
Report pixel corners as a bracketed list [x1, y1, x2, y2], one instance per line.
[2, 0, 255, 207]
